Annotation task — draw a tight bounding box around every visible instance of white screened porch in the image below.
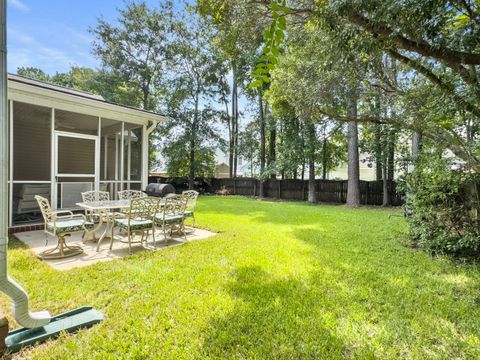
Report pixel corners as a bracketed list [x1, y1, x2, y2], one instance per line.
[7, 75, 164, 227]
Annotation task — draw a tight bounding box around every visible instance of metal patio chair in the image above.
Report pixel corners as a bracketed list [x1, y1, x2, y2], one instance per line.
[35, 195, 94, 259]
[81, 190, 111, 222]
[111, 197, 161, 254]
[154, 194, 188, 243]
[181, 190, 199, 228]
[117, 190, 147, 201]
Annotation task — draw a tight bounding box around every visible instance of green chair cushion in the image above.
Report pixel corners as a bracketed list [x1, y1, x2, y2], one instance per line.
[154, 213, 183, 224]
[114, 218, 153, 231]
[47, 219, 94, 234]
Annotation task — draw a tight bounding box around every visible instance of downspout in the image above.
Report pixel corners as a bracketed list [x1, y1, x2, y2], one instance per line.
[0, 0, 50, 328]
[142, 120, 158, 189]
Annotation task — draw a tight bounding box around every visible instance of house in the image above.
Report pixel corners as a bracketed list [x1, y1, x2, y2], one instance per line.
[327, 152, 377, 180]
[149, 166, 168, 177]
[8, 74, 166, 228]
[215, 163, 230, 178]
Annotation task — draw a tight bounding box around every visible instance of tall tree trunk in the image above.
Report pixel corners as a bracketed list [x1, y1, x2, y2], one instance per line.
[269, 120, 276, 179]
[346, 96, 360, 207]
[322, 127, 328, 180]
[223, 98, 233, 178]
[189, 91, 199, 190]
[232, 70, 238, 178]
[300, 121, 306, 181]
[382, 160, 389, 206]
[259, 93, 266, 198]
[142, 82, 150, 110]
[307, 122, 316, 203]
[387, 130, 395, 180]
[189, 137, 195, 190]
[412, 131, 422, 158]
[374, 125, 383, 180]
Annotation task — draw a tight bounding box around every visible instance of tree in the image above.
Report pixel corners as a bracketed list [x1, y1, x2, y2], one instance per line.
[90, 0, 175, 111]
[258, 91, 267, 197]
[16, 67, 50, 82]
[161, 8, 225, 189]
[198, 0, 265, 178]
[238, 120, 260, 177]
[266, 22, 365, 204]
[246, 0, 480, 173]
[346, 95, 360, 207]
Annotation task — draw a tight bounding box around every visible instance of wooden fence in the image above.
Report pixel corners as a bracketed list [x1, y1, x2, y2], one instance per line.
[149, 176, 404, 206]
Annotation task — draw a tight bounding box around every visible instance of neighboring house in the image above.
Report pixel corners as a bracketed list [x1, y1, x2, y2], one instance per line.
[8, 74, 166, 227]
[327, 153, 377, 180]
[149, 166, 168, 177]
[215, 163, 230, 178]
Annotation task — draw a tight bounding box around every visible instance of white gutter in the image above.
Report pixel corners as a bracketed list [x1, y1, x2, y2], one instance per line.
[0, 0, 50, 328]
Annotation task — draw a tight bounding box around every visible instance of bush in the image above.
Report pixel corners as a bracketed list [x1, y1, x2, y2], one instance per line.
[405, 155, 480, 257]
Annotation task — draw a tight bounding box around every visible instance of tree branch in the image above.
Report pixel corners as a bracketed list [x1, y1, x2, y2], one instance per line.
[388, 50, 480, 118]
[347, 12, 480, 64]
[317, 109, 480, 172]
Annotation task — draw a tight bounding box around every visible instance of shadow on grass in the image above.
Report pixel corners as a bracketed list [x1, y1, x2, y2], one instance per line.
[8, 236, 31, 250]
[201, 265, 352, 359]
[201, 228, 480, 359]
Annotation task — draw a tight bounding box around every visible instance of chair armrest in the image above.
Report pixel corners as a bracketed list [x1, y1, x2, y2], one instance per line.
[54, 213, 86, 221]
[112, 212, 127, 219]
[53, 210, 74, 218]
[53, 210, 75, 221]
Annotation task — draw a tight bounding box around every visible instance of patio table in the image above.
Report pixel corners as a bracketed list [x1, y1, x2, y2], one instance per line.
[76, 200, 131, 251]
[76, 199, 166, 251]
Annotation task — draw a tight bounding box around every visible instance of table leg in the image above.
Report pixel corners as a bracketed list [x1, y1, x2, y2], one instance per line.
[84, 210, 103, 243]
[96, 209, 112, 251]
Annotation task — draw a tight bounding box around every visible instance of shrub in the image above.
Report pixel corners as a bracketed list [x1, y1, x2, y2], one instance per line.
[405, 155, 480, 257]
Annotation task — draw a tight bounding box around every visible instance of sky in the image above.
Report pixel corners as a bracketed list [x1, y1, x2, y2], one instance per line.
[7, 0, 161, 74]
[7, 0, 251, 165]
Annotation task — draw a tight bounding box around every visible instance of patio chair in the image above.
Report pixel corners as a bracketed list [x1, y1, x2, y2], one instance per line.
[81, 190, 110, 203]
[81, 190, 111, 224]
[35, 195, 94, 259]
[111, 197, 161, 254]
[182, 190, 199, 227]
[154, 194, 188, 243]
[117, 190, 147, 216]
[117, 190, 147, 201]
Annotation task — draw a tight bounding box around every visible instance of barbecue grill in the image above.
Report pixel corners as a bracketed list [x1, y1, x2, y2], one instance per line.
[145, 183, 176, 197]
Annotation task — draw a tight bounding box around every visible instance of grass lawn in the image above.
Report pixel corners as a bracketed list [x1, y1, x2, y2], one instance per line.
[2, 196, 480, 359]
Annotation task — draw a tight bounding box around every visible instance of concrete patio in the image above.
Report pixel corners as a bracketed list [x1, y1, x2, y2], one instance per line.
[14, 226, 217, 271]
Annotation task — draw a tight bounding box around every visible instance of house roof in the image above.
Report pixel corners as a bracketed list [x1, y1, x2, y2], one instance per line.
[8, 74, 168, 122]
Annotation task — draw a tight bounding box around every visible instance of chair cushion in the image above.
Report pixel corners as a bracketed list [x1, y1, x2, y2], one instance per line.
[154, 213, 183, 224]
[114, 218, 153, 231]
[47, 219, 94, 233]
[90, 213, 113, 223]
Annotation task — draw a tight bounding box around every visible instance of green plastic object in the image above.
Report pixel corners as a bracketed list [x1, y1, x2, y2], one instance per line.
[5, 306, 103, 353]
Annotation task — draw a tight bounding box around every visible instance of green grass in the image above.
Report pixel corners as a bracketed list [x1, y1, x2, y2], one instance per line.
[2, 196, 480, 359]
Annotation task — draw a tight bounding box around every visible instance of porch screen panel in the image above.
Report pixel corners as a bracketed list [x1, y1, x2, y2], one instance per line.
[100, 119, 122, 180]
[13, 102, 51, 180]
[57, 137, 95, 174]
[124, 123, 143, 181]
[55, 109, 98, 135]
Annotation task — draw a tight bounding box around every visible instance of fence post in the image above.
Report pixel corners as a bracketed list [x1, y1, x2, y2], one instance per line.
[365, 181, 369, 205]
[278, 180, 281, 199]
[253, 179, 256, 197]
[233, 178, 236, 195]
